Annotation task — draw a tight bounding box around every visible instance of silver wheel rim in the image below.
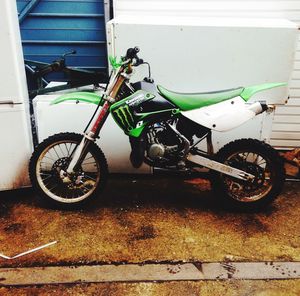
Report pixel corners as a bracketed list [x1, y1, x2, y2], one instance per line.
[222, 151, 273, 202]
[36, 140, 101, 204]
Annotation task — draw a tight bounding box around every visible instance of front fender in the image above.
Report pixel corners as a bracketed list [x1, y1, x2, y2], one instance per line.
[50, 92, 103, 106]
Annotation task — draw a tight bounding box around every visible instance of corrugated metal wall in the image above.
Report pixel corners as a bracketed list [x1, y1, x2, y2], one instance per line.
[17, 0, 108, 80]
[114, 0, 300, 149]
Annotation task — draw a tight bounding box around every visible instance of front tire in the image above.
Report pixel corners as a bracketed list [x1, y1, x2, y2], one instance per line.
[211, 139, 285, 210]
[29, 133, 108, 209]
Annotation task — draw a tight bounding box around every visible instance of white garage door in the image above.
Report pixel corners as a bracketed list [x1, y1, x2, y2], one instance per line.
[114, 0, 300, 149]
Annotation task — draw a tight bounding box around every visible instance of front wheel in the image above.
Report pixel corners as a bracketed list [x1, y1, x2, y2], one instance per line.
[29, 133, 108, 209]
[211, 139, 285, 210]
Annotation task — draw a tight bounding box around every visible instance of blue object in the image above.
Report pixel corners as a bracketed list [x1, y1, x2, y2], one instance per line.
[17, 0, 108, 82]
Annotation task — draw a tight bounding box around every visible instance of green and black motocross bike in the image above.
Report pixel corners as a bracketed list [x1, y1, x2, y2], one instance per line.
[29, 47, 286, 210]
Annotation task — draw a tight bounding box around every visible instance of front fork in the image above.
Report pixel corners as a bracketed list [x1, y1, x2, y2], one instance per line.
[66, 65, 131, 173]
[66, 101, 111, 174]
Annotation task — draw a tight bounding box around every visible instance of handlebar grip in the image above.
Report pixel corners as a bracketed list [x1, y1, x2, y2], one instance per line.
[126, 47, 140, 59]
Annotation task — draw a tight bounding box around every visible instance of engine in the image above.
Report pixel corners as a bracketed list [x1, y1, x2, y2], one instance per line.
[129, 116, 209, 169]
[145, 123, 185, 163]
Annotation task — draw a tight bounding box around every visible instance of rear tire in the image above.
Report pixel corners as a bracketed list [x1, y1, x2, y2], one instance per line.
[211, 139, 285, 210]
[29, 133, 108, 209]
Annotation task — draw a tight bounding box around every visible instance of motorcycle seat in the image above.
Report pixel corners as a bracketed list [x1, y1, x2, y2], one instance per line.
[157, 85, 244, 111]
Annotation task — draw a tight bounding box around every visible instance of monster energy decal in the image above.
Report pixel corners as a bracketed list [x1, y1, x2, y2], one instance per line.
[113, 105, 135, 131]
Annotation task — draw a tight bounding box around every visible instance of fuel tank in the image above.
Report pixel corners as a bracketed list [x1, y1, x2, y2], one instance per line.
[110, 81, 178, 137]
[131, 81, 176, 112]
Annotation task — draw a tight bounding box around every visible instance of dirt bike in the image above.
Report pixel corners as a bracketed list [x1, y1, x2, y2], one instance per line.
[29, 47, 286, 210]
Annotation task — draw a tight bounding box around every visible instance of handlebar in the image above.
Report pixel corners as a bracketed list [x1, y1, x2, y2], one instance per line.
[38, 50, 77, 74]
[125, 47, 144, 66]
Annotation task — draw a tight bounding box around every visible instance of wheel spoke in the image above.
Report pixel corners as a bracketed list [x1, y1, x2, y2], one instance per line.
[41, 175, 52, 182]
[82, 162, 97, 166]
[52, 146, 61, 159]
[58, 144, 65, 157]
[43, 155, 55, 162]
[84, 174, 97, 182]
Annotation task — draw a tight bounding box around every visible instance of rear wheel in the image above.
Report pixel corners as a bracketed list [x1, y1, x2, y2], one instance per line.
[29, 133, 108, 209]
[211, 139, 285, 210]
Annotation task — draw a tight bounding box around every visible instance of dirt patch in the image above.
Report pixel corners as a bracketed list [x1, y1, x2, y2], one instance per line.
[131, 226, 156, 241]
[184, 178, 211, 191]
[282, 149, 300, 178]
[112, 209, 134, 228]
[239, 215, 269, 236]
[0, 178, 298, 267]
[3, 223, 25, 234]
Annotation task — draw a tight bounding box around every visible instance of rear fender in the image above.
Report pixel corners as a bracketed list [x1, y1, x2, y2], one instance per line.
[182, 96, 265, 132]
[50, 92, 103, 106]
[240, 82, 287, 101]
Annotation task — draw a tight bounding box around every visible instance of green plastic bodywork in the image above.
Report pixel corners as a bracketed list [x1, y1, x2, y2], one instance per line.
[110, 90, 180, 138]
[51, 82, 287, 138]
[240, 82, 287, 101]
[109, 55, 123, 70]
[158, 85, 244, 111]
[158, 82, 287, 111]
[51, 92, 103, 106]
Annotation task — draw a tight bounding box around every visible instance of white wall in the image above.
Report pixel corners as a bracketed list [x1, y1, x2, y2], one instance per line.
[113, 0, 300, 149]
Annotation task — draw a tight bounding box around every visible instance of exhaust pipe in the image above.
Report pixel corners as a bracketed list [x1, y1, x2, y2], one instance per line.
[247, 101, 270, 115]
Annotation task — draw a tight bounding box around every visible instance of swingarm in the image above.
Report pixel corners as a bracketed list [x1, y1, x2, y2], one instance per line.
[187, 154, 255, 181]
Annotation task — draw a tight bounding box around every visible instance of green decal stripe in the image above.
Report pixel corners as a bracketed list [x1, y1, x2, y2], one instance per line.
[124, 105, 134, 124]
[137, 108, 180, 120]
[113, 109, 126, 127]
[120, 107, 133, 129]
[113, 106, 135, 131]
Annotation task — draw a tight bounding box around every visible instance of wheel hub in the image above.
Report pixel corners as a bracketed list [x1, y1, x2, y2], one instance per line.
[51, 157, 84, 187]
[228, 160, 265, 192]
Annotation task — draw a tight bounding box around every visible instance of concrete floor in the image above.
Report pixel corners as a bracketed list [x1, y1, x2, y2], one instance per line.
[0, 176, 299, 294]
[1, 280, 300, 296]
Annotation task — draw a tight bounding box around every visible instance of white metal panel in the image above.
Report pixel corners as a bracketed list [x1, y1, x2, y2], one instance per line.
[270, 139, 300, 149]
[113, 0, 300, 148]
[273, 115, 300, 124]
[0, 0, 28, 104]
[109, 18, 296, 105]
[0, 104, 32, 190]
[272, 132, 300, 140]
[114, 0, 300, 21]
[33, 94, 151, 174]
[272, 123, 300, 132]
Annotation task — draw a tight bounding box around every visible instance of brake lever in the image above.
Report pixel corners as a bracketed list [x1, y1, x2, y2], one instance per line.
[132, 58, 144, 66]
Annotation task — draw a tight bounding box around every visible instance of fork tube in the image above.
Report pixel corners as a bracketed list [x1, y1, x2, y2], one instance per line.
[90, 101, 110, 136]
[91, 74, 126, 137]
[67, 74, 126, 173]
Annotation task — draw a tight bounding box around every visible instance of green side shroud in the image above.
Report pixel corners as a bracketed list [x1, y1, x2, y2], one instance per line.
[240, 82, 287, 101]
[50, 92, 103, 106]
